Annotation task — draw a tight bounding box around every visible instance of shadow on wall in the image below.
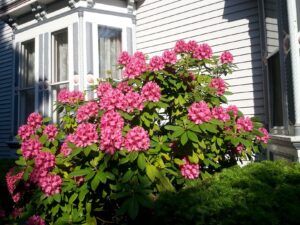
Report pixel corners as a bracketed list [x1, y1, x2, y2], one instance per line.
[0, 20, 15, 158]
[223, 0, 266, 123]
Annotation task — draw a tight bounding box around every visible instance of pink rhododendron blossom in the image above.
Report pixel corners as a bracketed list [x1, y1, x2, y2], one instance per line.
[180, 157, 200, 179]
[187, 40, 198, 52]
[220, 51, 234, 64]
[100, 89, 127, 111]
[96, 82, 113, 98]
[100, 129, 123, 155]
[76, 101, 99, 123]
[162, 50, 177, 64]
[117, 51, 131, 65]
[35, 151, 55, 170]
[124, 127, 150, 151]
[174, 40, 188, 53]
[60, 141, 72, 156]
[133, 51, 146, 61]
[100, 111, 124, 154]
[236, 117, 253, 132]
[124, 91, 144, 112]
[149, 56, 165, 71]
[11, 207, 23, 218]
[123, 56, 147, 79]
[226, 105, 239, 117]
[188, 101, 212, 124]
[6, 169, 24, 203]
[117, 81, 134, 94]
[193, 43, 213, 60]
[27, 112, 42, 129]
[234, 144, 244, 154]
[39, 174, 62, 196]
[74, 176, 85, 186]
[100, 111, 124, 130]
[21, 139, 42, 159]
[256, 127, 269, 144]
[57, 89, 84, 105]
[70, 123, 98, 147]
[209, 78, 226, 96]
[141, 81, 161, 102]
[212, 106, 230, 122]
[18, 125, 35, 141]
[26, 215, 46, 225]
[29, 168, 48, 185]
[43, 124, 58, 141]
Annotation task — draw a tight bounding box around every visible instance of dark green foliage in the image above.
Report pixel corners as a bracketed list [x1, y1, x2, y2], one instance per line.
[153, 161, 300, 225]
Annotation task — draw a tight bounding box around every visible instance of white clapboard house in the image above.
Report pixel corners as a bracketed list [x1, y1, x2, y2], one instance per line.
[0, 0, 299, 161]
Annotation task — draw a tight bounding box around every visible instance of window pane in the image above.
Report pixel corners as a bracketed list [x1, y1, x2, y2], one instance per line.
[21, 40, 35, 88]
[20, 89, 35, 125]
[98, 26, 122, 79]
[51, 83, 68, 123]
[53, 29, 68, 83]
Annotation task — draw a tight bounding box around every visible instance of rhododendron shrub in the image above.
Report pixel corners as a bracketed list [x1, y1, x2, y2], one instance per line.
[7, 39, 269, 224]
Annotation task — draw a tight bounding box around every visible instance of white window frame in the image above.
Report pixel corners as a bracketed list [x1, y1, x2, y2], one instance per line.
[50, 28, 70, 123]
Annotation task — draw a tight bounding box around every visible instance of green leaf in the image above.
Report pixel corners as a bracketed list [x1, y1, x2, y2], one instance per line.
[172, 129, 185, 138]
[146, 164, 159, 182]
[70, 169, 91, 177]
[79, 189, 89, 202]
[69, 193, 78, 204]
[53, 194, 61, 203]
[174, 158, 184, 166]
[187, 131, 199, 142]
[158, 176, 175, 192]
[84, 147, 91, 156]
[122, 170, 134, 183]
[39, 135, 48, 144]
[137, 153, 146, 170]
[15, 157, 26, 166]
[165, 125, 183, 131]
[180, 132, 188, 145]
[129, 152, 139, 162]
[128, 197, 139, 219]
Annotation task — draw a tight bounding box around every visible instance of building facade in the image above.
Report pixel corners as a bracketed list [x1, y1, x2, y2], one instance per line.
[0, 0, 299, 161]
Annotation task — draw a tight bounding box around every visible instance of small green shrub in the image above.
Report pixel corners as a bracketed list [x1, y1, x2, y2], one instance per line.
[153, 160, 300, 225]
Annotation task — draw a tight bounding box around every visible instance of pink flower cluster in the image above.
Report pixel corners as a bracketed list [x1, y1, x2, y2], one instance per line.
[100, 111, 124, 154]
[18, 125, 35, 141]
[212, 106, 230, 122]
[256, 127, 269, 144]
[226, 105, 239, 117]
[188, 101, 212, 124]
[35, 152, 55, 170]
[193, 43, 213, 60]
[69, 123, 98, 148]
[180, 157, 200, 179]
[162, 50, 177, 64]
[39, 174, 62, 196]
[60, 141, 72, 156]
[122, 52, 147, 79]
[236, 117, 253, 132]
[96, 82, 113, 98]
[141, 81, 161, 102]
[149, 56, 165, 71]
[21, 138, 42, 159]
[125, 91, 144, 112]
[26, 215, 46, 225]
[43, 124, 58, 141]
[76, 101, 99, 123]
[220, 51, 234, 64]
[234, 144, 244, 154]
[174, 40, 213, 60]
[57, 89, 84, 105]
[27, 112, 43, 129]
[100, 89, 127, 111]
[117, 51, 131, 65]
[209, 78, 226, 96]
[117, 81, 134, 93]
[6, 169, 24, 203]
[124, 126, 150, 151]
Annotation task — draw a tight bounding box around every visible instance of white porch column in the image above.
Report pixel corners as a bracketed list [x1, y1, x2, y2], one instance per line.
[287, 0, 300, 135]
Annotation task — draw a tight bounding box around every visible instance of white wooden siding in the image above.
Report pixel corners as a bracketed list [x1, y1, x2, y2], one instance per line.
[0, 20, 14, 157]
[265, 0, 279, 56]
[136, 0, 265, 121]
